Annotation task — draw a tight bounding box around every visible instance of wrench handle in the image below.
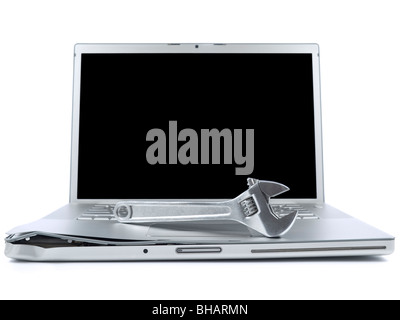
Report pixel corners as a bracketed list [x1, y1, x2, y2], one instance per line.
[114, 202, 232, 223]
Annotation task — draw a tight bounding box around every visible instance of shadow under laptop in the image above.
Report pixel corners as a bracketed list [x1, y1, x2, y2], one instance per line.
[7, 255, 388, 264]
[154, 255, 389, 263]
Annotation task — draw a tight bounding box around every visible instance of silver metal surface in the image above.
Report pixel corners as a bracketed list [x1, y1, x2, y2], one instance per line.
[114, 178, 298, 237]
[5, 239, 394, 261]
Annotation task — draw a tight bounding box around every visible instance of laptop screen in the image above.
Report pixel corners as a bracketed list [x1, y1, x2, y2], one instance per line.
[77, 52, 316, 199]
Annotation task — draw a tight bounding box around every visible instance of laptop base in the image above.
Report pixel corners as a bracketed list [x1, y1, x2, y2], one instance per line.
[5, 239, 394, 261]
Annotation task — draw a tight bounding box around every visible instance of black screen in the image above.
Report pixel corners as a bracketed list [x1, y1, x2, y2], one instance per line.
[78, 53, 316, 199]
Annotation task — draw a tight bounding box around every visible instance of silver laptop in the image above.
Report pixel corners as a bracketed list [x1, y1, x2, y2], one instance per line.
[5, 43, 394, 261]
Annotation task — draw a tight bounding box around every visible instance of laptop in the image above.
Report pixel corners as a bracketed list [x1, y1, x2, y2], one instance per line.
[4, 43, 394, 261]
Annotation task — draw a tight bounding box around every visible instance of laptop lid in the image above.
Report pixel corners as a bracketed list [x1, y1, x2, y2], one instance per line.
[70, 43, 323, 204]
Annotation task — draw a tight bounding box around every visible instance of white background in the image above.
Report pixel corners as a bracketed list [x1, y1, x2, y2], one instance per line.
[0, 0, 399, 300]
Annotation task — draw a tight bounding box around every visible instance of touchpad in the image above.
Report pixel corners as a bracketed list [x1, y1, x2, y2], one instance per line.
[147, 221, 254, 238]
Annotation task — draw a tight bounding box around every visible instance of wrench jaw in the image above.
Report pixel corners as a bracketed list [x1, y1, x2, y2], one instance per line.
[245, 206, 298, 238]
[236, 178, 298, 237]
[257, 179, 290, 199]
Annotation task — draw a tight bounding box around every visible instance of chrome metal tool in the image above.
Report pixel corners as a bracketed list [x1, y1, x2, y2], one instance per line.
[113, 178, 298, 237]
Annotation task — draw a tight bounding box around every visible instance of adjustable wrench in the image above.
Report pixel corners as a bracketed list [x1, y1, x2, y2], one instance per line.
[113, 178, 298, 237]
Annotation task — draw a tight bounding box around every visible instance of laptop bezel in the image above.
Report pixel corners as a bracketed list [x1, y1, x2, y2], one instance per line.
[69, 43, 324, 204]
